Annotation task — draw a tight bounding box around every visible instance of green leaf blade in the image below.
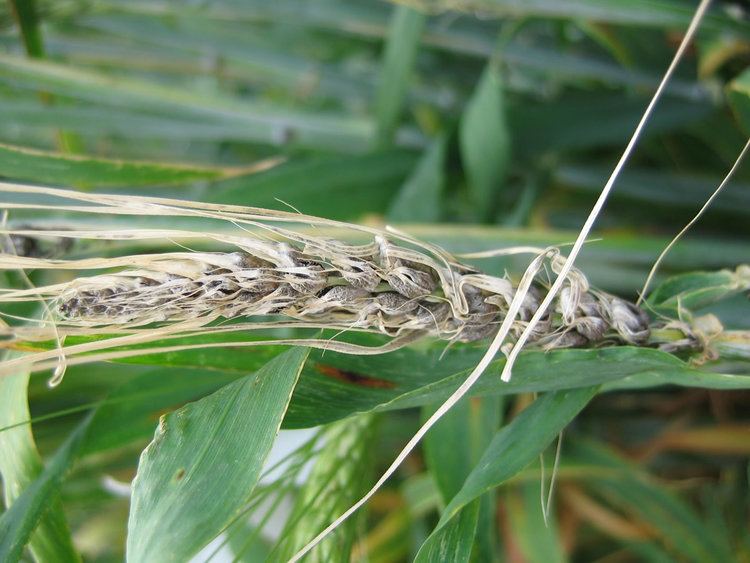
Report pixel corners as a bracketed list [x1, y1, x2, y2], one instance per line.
[460, 63, 510, 216]
[414, 501, 480, 563]
[0, 142, 233, 188]
[0, 355, 79, 562]
[125, 347, 309, 562]
[419, 395, 501, 562]
[388, 136, 446, 223]
[375, 5, 426, 145]
[0, 413, 88, 563]
[435, 387, 595, 531]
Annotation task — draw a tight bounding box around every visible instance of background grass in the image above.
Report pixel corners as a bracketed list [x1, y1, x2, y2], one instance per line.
[0, 0, 749, 561]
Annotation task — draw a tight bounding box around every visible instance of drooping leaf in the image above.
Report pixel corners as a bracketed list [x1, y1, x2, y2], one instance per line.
[417, 387, 597, 556]
[126, 348, 308, 562]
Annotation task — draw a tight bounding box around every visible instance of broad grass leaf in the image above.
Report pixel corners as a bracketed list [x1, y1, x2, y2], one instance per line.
[416, 387, 597, 557]
[371, 347, 722, 415]
[126, 348, 308, 562]
[603, 366, 750, 391]
[0, 354, 79, 562]
[20, 336, 750, 429]
[0, 413, 90, 563]
[388, 136, 446, 222]
[0, 142, 235, 188]
[460, 63, 510, 215]
[375, 4, 426, 144]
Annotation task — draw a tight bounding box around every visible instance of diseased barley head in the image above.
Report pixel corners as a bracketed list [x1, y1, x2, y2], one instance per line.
[53, 236, 651, 348]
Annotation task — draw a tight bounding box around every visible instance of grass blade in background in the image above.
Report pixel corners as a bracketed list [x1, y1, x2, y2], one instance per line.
[0, 356, 79, 562]
[417, 396, 502, 561]
[0, 142, 247, 188]
[0, 412, 89, 563]
[416, 387, 597, 557]
[126, 348, 308, 562]
[505, 481, 566, 563]
[460, 62, 510, 218]
[571, 440, 734, 562]
[79, 368, 240, 456]
[387, 136, 446, 222]
[0, 53, 375, 152]
[392, 0, 747, 33]
[7, 0, 44, 58]
[375, 4, 426, 145]
[209, 150, 417, 220]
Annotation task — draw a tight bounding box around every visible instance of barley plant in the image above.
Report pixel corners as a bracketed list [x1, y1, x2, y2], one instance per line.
[1, 1, 750, 562]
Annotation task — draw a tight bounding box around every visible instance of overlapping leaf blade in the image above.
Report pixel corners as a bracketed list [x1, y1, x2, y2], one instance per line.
[126, 348, 308, 562]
